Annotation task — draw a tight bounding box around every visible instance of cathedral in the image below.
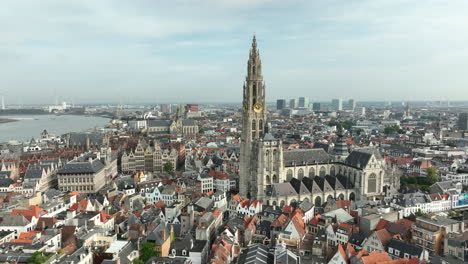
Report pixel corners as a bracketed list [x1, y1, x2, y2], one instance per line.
[239, 36, 400, 205]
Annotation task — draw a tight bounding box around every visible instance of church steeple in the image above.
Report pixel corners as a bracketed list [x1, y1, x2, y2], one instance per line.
[240, 35, 268, 198]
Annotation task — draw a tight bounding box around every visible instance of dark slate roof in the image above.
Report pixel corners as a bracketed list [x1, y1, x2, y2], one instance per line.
[313, 142, 330, 152]
[24, 165, 43, 179]
[182, 119, 196, 126]
[336, 175, 354, 189]
[0, 178, 14, 187]
[283, 149, 332, 167]
[387, 238, 422, 258]
[0, 171, 11, 178]
[58, 159, 105, 174]
[238, 244, 274, 264]
[344, 148, 382, 169]
[148, 120, 171, 127]
[66, 132, 104, 146]
[348, 233, 366, 246]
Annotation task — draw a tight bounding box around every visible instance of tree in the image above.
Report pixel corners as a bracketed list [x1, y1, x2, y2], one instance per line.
[140, 242, 157, 262]
[163, 162, 174, 174]
[133, 259, 145, 264]
[384, 125, 403, 135]
[426, 167, 438, 184]
[27, 252, 52, 264]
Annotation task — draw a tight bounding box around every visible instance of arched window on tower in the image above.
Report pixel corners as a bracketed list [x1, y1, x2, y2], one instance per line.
[252, 65, 256, 75]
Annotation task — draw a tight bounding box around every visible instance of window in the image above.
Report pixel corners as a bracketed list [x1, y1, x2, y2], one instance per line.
[367, 173, 377, 193]
[286, 169, 293, 181]
[298, 169, 304, 179]
[395, 250, 400, 256]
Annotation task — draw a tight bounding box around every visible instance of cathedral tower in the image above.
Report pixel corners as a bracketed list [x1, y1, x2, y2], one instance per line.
[239, 35, 268, 198]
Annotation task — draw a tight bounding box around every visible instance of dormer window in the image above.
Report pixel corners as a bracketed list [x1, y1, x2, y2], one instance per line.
[182, 250, 187, 256]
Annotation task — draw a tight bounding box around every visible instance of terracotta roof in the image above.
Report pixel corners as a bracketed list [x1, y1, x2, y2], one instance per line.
[376, 219, 390, 231]
[395, 219, 414, 229]
[361, 251, 391, 264]
[375, 229, 392, 248]
[272, 214, 288, 227]
[336, 200, 351, 209]
[11, 205, 46, 219]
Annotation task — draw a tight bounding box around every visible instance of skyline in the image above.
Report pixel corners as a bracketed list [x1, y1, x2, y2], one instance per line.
[2, 0, 468, 104]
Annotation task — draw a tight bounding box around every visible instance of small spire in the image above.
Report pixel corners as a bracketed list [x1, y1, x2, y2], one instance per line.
[252, 34, 257, 48]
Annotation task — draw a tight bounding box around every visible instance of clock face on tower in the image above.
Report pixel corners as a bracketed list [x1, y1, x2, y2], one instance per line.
[253, 103, 263, 113]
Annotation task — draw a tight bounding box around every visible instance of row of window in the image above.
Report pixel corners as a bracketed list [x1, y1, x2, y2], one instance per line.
[60, 185, 94, 192]
[59, 177, 94, 184]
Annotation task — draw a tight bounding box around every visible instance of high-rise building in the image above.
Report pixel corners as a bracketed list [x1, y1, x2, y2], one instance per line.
[276, 99, 286, 110]
[347, 99, 356, 111]
[458, 113, 468, 130]
[239, 36, 267, 198]
[289, 98, 298, 109]
[160, 104, 172, 114]
[312, 103, 321, 111]
[331, 98, 343, 111]
[298, 97, 309, 108]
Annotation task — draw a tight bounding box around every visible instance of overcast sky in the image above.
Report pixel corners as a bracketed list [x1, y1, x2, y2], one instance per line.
[1, 0, 468, 105]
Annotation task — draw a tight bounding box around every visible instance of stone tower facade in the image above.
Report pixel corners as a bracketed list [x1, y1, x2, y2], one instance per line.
[239, 36, 268, 198]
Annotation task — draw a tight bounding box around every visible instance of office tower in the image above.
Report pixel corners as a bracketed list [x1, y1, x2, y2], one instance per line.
[289, 98, 298, 109]
[160, 104, 172, 114]
[298, 97, 309, 108]
[276, 99, 286, 110]
[347, 99, 356, 111]
[458, 113, 468, 130]
[331, 98, 343, 111]
[312, 103, 321, 111]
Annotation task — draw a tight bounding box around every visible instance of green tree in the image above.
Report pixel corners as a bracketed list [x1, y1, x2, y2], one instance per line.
[163, 162, 174, 174]
[133, 259, 145, 264]
[140, 242, 157, 262]
[384, 125, 402, 135]
[27, 252, 52, 264]
[426, 167, 438, 184]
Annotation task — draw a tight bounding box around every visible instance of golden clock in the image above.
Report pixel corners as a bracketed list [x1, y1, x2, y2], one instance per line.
[253, 103, 263, 112]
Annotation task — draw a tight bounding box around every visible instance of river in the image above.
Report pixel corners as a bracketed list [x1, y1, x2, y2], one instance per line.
[0, 115, 110, 142]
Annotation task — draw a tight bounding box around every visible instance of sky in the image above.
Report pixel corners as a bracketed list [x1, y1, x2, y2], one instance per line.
[1, 0, 468, 105]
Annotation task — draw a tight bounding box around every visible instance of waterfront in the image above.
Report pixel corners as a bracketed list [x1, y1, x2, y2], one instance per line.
[0, 115, 110, 142]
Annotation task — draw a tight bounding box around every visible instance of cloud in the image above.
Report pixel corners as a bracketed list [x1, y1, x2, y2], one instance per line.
[1, 0, 468, 104]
